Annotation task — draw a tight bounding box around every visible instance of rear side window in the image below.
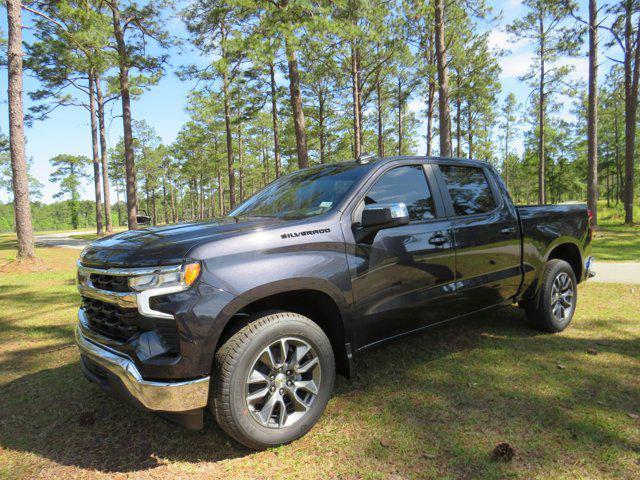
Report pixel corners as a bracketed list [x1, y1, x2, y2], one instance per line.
[439, 165, 496, 216]
[364, 166, 435, 221]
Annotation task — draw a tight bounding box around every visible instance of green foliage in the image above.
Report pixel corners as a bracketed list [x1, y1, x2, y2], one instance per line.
[0, 200, 123, 232]
[5, 0, 639, 233]
[49, 154, 90, 229]
[0, 132, 43, 199]
[25, 0, 115, 122]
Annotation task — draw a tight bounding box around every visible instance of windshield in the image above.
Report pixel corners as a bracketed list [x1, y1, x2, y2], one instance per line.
[229, 163, 371, 220]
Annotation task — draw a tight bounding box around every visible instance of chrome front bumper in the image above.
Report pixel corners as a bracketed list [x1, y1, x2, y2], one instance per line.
[75, 324, 210, 412]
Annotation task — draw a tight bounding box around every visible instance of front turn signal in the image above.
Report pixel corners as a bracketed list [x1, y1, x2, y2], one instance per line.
[183, 261, 201, 287]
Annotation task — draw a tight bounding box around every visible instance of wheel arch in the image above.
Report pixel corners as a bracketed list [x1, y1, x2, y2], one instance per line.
[545, 241, 583, 282]
[213, 279, 354, 378]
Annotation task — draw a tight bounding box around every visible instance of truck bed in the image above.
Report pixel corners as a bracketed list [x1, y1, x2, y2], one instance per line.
[515, 203, 592, 302]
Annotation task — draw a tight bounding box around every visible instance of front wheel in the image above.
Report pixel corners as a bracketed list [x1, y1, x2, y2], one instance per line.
[525, 259, 578, 333]
[211, 311, 335, 449]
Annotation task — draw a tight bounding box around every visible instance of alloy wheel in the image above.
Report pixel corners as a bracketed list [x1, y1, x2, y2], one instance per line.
[550, 272, 574, 322]
[245, 337, 321, 429]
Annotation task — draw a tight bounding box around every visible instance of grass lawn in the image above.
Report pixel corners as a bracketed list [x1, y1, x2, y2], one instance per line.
[0, 239, 639, 479]
[592, 224, 640, 261]
[590, 202, 640, 262]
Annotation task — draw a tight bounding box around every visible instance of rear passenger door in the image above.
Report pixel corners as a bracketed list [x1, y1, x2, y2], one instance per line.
[435, 163, 521, 315]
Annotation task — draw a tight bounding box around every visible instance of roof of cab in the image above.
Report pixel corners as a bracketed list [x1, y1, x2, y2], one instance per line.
[357, 155, 490, 168]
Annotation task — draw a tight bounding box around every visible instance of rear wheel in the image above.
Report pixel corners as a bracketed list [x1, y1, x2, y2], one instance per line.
[525, 259, 577, 333]
[211, 311, 335, 449]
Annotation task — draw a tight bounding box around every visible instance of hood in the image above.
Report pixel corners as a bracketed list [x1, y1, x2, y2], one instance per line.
[80, 217, 283, 268]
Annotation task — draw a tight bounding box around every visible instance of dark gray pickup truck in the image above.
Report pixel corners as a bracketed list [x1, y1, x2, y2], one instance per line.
[76, 156, 594, 449]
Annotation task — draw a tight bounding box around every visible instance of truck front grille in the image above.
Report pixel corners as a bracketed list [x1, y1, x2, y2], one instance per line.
[81, 297, 180, 354]
[90, 273, 131, 292]
[82, 297, 139, 341]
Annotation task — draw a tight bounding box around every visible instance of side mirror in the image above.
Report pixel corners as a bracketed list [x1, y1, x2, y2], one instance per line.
[360, 203, 410, 229]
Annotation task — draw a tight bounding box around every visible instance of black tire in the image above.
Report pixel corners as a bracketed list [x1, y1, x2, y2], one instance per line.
[525, 259, 578, 333]
[211, 311, 335, 450]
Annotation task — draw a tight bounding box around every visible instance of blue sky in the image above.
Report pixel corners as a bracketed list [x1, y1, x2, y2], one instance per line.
[1, 0, 599, 203]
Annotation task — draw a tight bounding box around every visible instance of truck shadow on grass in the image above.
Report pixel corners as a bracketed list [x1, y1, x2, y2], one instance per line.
[0, 307, 638, 476]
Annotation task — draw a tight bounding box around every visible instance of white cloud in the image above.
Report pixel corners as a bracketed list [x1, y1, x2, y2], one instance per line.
[500, 51, 534, 79]
[487, 30, 528, 52]
[505, 0, 523, 10]
[407, 99, 423, 114]
[563, 56, 589, 83]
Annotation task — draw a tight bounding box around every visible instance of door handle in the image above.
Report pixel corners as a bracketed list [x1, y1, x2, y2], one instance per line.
[428, 234, 449, 246]
[500, 226, 516, 235]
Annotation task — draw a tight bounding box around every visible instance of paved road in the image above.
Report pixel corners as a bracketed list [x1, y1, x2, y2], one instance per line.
[35, 231, 640, 284]
[35, 231, 93, 250]
[591, 261, 640, 285]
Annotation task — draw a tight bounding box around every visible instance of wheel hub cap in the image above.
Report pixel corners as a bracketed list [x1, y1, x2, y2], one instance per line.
[274, 373, 286, 390]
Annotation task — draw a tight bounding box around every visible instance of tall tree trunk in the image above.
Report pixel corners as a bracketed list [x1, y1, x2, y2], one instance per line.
[71, 175, 79, 229]
[606, 157, 611, 208]
[222, 72, 235, 210]
[162, 176, 169, 224]
[623, 1, 640, 224]
[210, 184, 215, 217]
[144, 180, 150, 220]
[95, 75, 113, 233]
[217, 166, 224, 216]
[199, 175, 204, 219]
[455, 89, 461, 157]
[319, 90, 327, 163]
[285, 39, 309, 169]
[454, 70, 461, 157]
[151, 189, 157, 225]
[350, 42, 362, 158]
[88, 69, 104, 235]
[587, 0, 599, 226]
[189, 180, 195, 220]
[262, 147, 269, 186]
[467, 108, 473, 159]
[376, 75, 384, 157]
[357, 50, 364, 149]
[115, 183, 122, 226]
[425, 32, 436, 157]
[269, 62, 281, 178]
[397, 77, 403, 155]
[238, 124, 244, 202]
[504, 115, 510, 190]
[538, 13, 547, 205]
[434, 0, 452, 157]
[6, 0, 35, 259]
[426, 79, 435, 156]
[111, 2, 138, 229]
[614, 99, 622, 204]
[169, 179, 176, 222]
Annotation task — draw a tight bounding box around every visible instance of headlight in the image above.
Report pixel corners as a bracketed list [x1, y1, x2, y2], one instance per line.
[128, 261, 201, 291]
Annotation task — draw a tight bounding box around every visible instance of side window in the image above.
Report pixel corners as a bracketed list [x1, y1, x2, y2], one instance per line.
[362, 166, 435, 221]
[439, 165, 497, 216]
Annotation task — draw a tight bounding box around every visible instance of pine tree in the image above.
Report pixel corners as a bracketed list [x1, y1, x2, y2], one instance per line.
[49, 154, 90, 229]
[103, 0, 171, 229]
[26, 0, 114, 235]
[508, 0, 579, 204]
[6, 0, 35, 258]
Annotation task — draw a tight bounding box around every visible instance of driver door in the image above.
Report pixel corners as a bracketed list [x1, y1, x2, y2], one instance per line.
[345, 164, 457, 349]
